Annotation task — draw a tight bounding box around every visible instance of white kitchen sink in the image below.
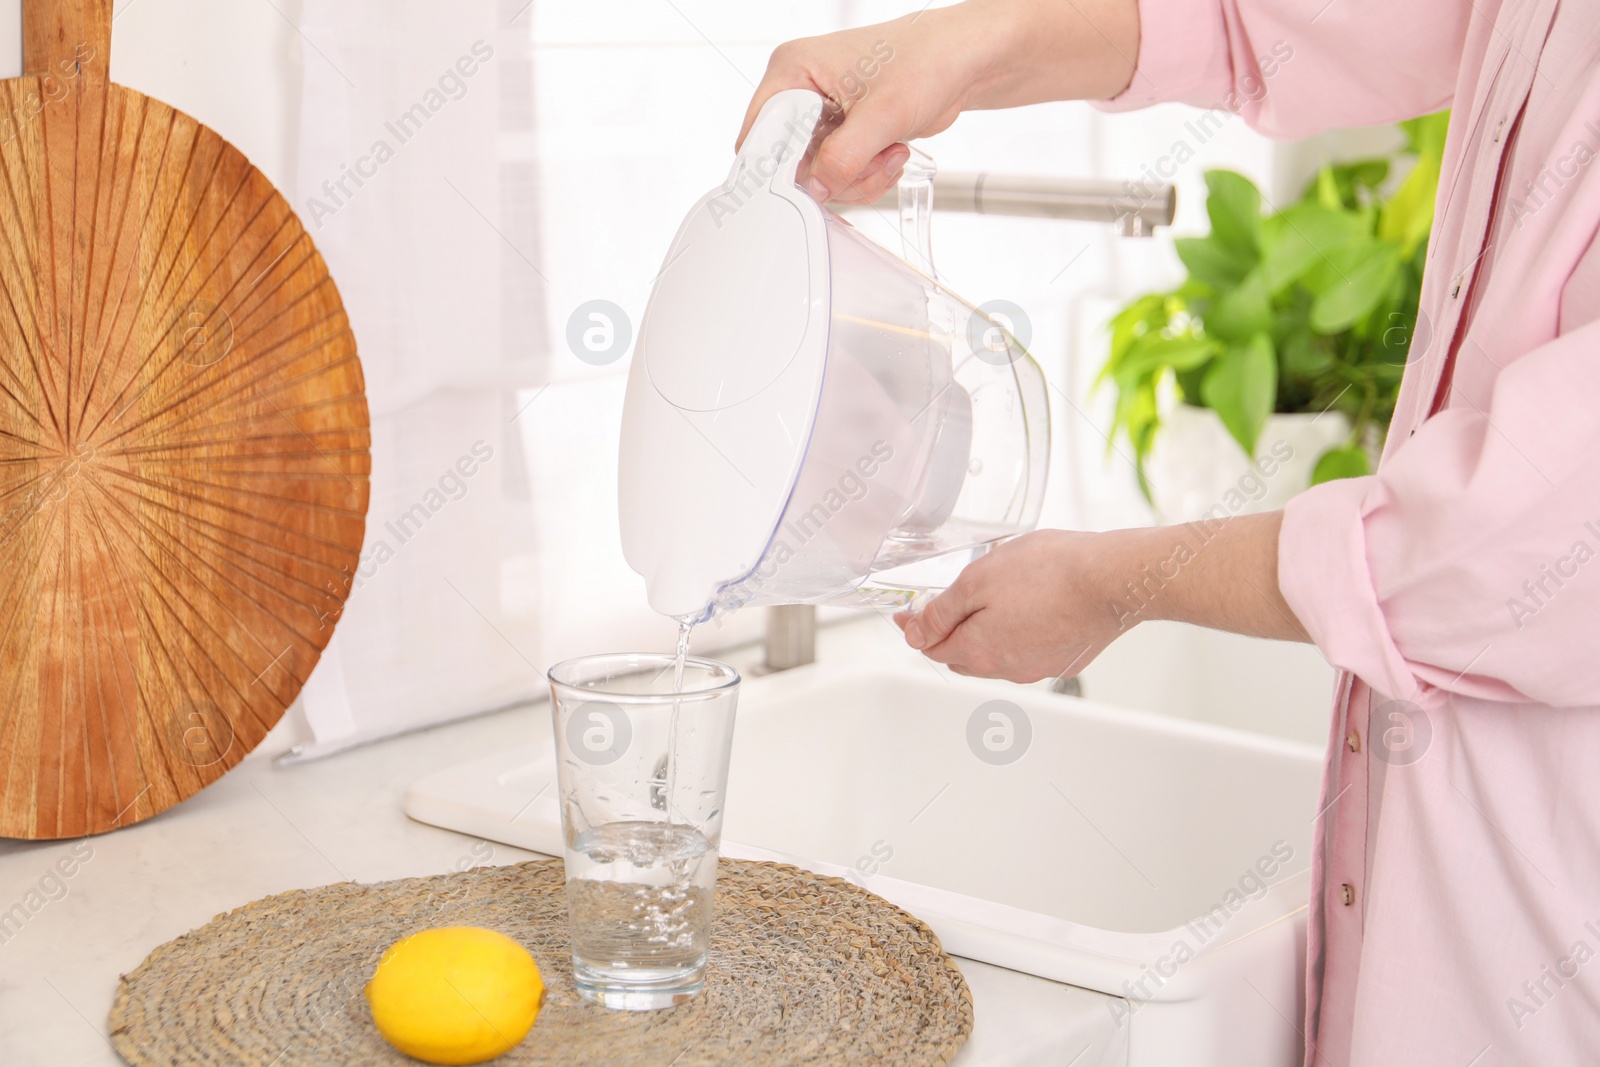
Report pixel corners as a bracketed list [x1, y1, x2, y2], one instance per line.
[406, 661, 1322, 1067]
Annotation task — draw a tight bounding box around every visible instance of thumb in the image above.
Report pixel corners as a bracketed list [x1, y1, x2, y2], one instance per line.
[903, 582, 974, 651]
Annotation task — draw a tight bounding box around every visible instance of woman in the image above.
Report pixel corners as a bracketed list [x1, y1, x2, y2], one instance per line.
[741, 2, 1600, 1064]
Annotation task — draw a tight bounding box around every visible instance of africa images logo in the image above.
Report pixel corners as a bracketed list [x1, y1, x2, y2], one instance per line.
[567, 701, 632, 766]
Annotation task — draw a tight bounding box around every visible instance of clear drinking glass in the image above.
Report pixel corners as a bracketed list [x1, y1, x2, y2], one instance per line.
[547, 653, 741, 1009]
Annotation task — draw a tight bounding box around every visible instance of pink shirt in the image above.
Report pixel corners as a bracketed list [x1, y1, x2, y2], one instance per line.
[1105, 1, 1600, 1063]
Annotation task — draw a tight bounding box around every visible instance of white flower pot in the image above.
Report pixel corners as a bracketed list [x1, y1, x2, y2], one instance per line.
[1144, 404, 1352, 524]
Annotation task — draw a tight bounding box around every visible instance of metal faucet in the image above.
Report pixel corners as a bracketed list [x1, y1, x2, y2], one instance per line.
[919, 171, 1175, 234]
[849, 172, 1177, 235]
[763, 604, 816, 671]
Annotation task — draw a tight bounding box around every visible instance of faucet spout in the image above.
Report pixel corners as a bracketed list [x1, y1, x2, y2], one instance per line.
[763, 604, 816, 672]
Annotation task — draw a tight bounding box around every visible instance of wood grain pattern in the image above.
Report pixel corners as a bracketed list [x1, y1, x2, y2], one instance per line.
[0, 7, 370, 838]
[24, 0, 110, 84]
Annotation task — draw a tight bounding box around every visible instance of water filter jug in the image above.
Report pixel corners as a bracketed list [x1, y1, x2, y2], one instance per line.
[619, 89, 1049, 622]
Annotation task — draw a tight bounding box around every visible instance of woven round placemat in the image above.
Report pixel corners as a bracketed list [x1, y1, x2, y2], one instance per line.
[108, 858, 973, 1066]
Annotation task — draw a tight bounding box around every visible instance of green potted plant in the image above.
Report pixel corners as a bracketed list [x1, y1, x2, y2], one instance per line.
[1099, 112, 1449, 516]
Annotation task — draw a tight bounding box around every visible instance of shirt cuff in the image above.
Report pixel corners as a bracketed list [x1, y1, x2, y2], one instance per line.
[1278, 475, 1432, 705]
[1094, 0, 1229, 112]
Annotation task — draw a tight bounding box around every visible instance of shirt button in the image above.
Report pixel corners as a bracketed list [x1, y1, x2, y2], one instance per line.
[1451, 277, 1463, 298]
[1346, 730, 1361, 753]
[1340, 883, 1355, 906]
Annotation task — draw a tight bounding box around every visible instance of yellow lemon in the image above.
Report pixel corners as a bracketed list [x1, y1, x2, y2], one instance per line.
[365, 926, 544, 1065]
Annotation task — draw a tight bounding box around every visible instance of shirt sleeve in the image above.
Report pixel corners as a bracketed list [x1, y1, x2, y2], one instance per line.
[1277, 318, 1600, 709]
[1097, 0, 1467, 139]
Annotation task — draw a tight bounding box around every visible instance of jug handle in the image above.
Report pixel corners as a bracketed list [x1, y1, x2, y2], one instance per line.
[897, 147, 937, 278]
[727, 88, 832, 199]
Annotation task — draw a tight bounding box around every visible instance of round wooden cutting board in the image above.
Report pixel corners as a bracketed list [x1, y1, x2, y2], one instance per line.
[0, 1, 370, 838]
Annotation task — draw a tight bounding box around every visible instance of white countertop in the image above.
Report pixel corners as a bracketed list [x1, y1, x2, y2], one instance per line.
[0, 618, 1120, 1067]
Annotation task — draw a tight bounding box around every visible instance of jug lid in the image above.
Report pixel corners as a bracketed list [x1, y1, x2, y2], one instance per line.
[619, 89, 834, 620]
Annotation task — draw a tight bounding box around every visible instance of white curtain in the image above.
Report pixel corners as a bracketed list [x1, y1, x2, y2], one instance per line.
[280, 0, 543, 759]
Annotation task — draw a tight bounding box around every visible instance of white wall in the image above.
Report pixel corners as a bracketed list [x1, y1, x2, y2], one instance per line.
[109, 0, 300, 186]
[0, 0, 301, 189]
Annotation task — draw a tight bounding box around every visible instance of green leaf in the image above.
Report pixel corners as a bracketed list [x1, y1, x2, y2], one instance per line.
[1300, 237, 1374, 295]
[1260, 205, 1370, 293]
[1307, 159, 1391, 209]
[1206, 269, 1272, 342]
[1280, 329, 1333, 377]
[1173, 360, 1208, 401]
[1110, 373, 1163, 501]
[1204, 170, 1264, 257]
[1381, 111, 1450, 255]
[1313, 166, 1343, 210]
[1114, 334, 1218, 386]
[1108, 292, 1167, 334]
[1175, 236, 1254, 291]
[1378, 154, 1441, 255]
[1339, 159, 1390, 191]
[1310, 445, 1371, 484]
[1201, 334, 1277, 455]
[1399, 110, 1451, 159]
[1310, 242, 1402, 332]
[1101, 293, 1168, 383]
[1112, 375, 1158, 447]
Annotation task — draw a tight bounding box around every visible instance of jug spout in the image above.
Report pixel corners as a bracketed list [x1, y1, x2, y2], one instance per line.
[898, 148, 937, 278]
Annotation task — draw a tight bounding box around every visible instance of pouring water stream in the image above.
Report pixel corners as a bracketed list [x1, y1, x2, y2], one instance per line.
[665, 617, 693, 824]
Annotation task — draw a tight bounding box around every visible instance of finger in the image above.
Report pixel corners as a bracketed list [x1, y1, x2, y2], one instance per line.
[916, 613, 981, 665]
[822, 166, 894, 205]
[890, 610, 911, 632]
[827, 143, 911, 204]
[902, 582, 975, 651]
[806, 101, 909, 202]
